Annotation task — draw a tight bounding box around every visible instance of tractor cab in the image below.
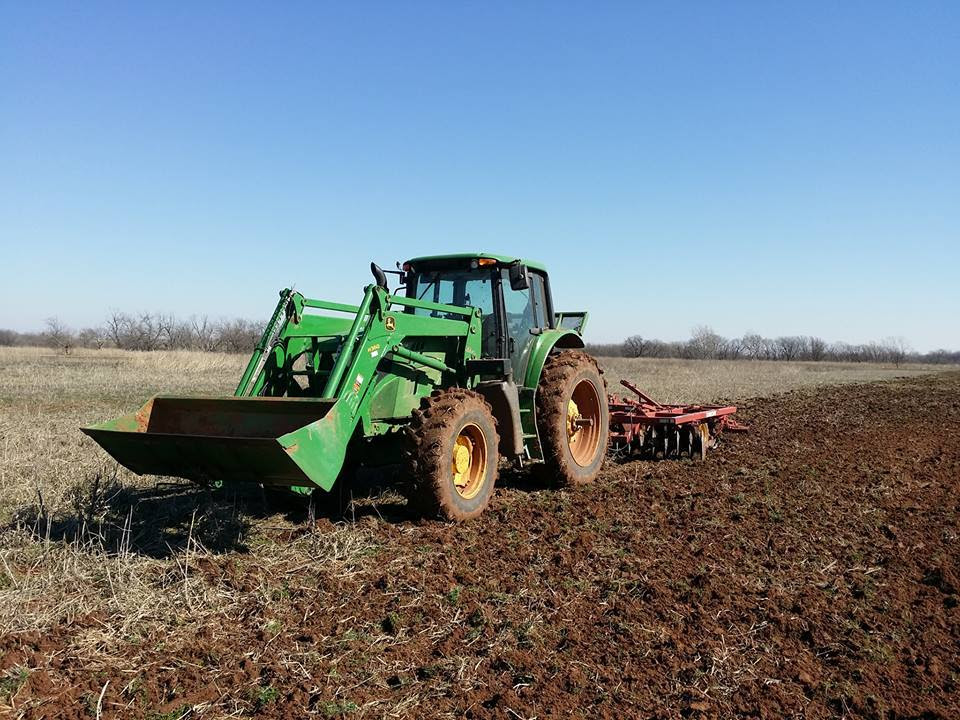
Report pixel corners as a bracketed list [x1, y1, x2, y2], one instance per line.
[400, 253, 555, 383]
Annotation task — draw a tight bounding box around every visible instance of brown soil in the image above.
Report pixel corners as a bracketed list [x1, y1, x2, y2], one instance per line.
[3, 373, 959, 718]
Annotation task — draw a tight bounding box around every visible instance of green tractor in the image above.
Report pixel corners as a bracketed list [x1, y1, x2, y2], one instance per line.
[83, 253, 609, 520]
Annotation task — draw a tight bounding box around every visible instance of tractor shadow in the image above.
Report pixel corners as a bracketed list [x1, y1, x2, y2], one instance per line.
[268, 466, 414, 526]
[494, 462, 556, 493]
[271, 462, 555, 526]
[8, 462, 551, 559]
[10, 476, 266, 559]
[8, 467, 415, 559]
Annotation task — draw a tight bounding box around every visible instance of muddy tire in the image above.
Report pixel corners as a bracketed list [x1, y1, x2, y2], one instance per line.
[403, 389, 499, 521]
[536, 350, 609, 486]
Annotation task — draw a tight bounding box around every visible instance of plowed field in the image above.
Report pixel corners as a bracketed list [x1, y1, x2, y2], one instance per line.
[2, 371, 958, 718]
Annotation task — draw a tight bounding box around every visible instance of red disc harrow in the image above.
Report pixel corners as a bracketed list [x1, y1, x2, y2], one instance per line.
[608, 380, 748, 460]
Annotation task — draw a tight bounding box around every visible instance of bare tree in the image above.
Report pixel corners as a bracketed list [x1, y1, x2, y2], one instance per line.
[105, 310, 127, 348]
[77, 327, 107, 350]
[720, 336, 743, 359]
[129, 312, 167, 351]
[923, 349, 960, 364]
[585, 342, 624, 357]
[217, 318, 261, 353]
[883, 336, 910, 367]
[828, 341, 853, 362]
[775, 336, 805, 361]
[740, 333, 768, 360]
[14, 309, 949, 366]
[43, 317, 73, 352]
[687, 326, 724, 360]
[161, 315, 193, 350]
[807, 336, 826, 361]
[622, 335, 648, 358]
[862, 341, 885, 363]
[191, 315, 219, 352]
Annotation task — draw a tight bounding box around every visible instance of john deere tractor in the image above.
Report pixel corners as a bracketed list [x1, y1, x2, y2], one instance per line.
[83, 253, 609, 521]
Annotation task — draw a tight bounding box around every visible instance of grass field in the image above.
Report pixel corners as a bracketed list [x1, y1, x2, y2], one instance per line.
[0, 346, 941, 519]
[598, 355, 942, 403]
[0, 346, 955, 718]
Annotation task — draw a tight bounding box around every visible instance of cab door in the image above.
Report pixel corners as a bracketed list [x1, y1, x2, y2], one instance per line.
[499, 268, 549, 383]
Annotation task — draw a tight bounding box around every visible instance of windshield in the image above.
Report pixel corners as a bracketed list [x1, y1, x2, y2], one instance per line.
[406, 269, 499, 356]
[407, 269, 495, 319]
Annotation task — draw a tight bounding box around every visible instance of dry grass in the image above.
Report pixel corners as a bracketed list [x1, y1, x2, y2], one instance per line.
[597, 356, 944, 404]
[0, 346, 953, 717]
[0, 346, 244, 517]
[1, 346, 940, 522]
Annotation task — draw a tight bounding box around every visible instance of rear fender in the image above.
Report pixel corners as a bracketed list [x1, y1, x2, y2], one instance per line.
[522, 329, 585, 391]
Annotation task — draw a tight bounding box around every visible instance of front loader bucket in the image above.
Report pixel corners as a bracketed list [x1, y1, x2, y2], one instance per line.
[81, 396, 352, 491]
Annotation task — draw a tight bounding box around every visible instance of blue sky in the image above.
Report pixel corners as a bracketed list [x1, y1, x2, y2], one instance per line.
[2, 2, 957, 351]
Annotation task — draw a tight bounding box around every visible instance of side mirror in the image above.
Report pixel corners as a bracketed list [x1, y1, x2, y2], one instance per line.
[370, 262, 389, 290]
[509, 263, 530, 291]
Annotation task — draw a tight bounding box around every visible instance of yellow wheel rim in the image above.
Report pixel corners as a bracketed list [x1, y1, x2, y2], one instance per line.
[452, 423, 487, 500]
[567, 379, 603, 467]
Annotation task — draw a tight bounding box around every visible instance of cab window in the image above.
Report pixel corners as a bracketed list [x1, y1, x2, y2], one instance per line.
[406, 269, 498, 356]
[500, 268, 539, 378]
[407, 270, 495, 319]
[530, 272, 550, 329]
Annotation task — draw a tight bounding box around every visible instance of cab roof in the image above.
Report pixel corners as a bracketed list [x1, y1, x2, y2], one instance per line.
[405, 252, 547, 273]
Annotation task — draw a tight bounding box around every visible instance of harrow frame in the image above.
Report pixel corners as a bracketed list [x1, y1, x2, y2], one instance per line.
[608, 380, 748, 460]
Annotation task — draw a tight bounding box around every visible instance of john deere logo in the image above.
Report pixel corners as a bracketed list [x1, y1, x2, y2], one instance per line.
[384, 316, 396, 331]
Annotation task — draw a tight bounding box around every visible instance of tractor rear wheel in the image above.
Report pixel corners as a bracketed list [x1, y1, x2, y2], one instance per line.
[403, 389, 499, 521]
[536, 351, 609, 486]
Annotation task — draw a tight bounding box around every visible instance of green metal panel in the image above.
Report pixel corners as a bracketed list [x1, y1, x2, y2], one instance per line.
[322, 285, 376, 398]
[277, 399, 355, 491]
[521, 329, 586, 391]
[507, 329, 586, 463]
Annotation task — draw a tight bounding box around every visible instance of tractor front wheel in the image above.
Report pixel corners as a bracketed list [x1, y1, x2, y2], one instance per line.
[536, 351, 609, 486]
[404, 389, 500, 521]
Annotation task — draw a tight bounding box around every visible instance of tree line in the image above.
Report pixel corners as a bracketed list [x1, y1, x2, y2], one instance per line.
[1, 317, 957, 365]
[0, 313, 263, 353]
[587, 326, 960, 366]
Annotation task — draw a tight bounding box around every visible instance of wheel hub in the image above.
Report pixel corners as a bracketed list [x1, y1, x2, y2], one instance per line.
[453, 438, 472, 478]
[567, 399, 581, 439]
